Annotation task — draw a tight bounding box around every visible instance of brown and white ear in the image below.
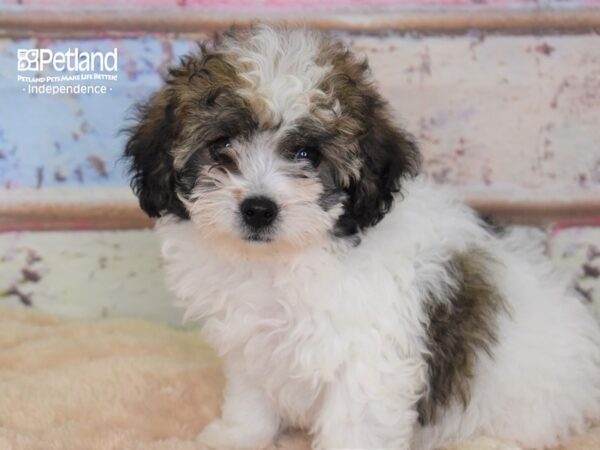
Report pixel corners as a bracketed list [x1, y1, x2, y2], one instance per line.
[123, 89, 189, 219]
[339, 109, 421, 235]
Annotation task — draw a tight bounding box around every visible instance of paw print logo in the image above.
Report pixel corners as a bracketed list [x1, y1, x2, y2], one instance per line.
[17, 49, 39, 71]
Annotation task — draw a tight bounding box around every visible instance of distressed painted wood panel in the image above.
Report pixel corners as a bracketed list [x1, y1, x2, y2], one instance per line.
[358, 33, 600, 200]
[1, 227, 599, 324]
[552, 226, 600, 317]
[3, 0, 599, 10]
[2, 1, 600, 37]
[1, 33, 599, 196]
[0, 229, 182, 324]
[0, 37, 195, 190]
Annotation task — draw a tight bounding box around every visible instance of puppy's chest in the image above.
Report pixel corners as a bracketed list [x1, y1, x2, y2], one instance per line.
[207, 265, 347, 372]
[201, 264, 354, 424]
[202, 252, 414, 378]
[172, 240, 427, 423]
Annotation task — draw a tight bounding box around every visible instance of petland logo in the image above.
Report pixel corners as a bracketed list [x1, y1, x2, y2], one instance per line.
[17, 48, 118, 72]
[17, 48, 119, 95]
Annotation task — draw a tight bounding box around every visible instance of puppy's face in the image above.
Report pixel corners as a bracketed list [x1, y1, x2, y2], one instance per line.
[125, 26, 420, 252]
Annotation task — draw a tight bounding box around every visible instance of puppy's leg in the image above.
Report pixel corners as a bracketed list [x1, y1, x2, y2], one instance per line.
[198, 365, 280, 450]
[312, 359, 423, 450]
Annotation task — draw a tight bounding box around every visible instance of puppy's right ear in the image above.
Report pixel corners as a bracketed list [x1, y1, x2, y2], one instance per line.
[123, 89, 188, 219]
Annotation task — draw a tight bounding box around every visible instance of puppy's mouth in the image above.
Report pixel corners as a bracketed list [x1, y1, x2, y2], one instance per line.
[243, 232, 274, 243]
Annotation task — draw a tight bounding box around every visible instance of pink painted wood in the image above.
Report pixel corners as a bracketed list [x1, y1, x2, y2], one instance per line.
[5, 0, 600, 10]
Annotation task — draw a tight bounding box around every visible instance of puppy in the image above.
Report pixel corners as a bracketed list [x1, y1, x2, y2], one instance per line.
[124, 25, 600, 450]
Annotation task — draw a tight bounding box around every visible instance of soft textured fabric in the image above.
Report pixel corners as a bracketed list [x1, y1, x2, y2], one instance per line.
[0, 305, 597, 450]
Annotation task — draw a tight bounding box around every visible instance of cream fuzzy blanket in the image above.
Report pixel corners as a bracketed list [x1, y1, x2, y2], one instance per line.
[0, 306, 598, 450]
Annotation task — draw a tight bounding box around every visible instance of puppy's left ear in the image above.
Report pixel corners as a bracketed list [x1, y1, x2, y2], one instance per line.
[340, 110, 421, 234]
[123, 89, 189, 219]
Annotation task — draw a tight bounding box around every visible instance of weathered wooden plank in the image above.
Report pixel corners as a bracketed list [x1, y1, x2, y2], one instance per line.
[0, 37, 196, 189]
[0, 0, 559, 9]
[2, 194, 600, 231]
[1, 33, 599, 190]
[549, 226, 600, 323]
[1, 33, 600, 228]
[0, 188, 149, 231]
[0, 229, 182, 324]
[0, 201, 153, 231]
[358, 33, 600, 195]
[1, 227, 599, 324]
[4, 0, 599, 12]
[1, 8, 600, 37]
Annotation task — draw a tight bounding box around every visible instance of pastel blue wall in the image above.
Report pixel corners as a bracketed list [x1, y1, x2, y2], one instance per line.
[0, 37, 195, 188]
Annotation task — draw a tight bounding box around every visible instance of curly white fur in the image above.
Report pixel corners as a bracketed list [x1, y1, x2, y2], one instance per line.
[129, 25, 600, 450]
[158, 177, 600, 450]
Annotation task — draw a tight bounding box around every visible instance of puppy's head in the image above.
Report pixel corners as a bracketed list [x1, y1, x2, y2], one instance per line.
[124, 25, 420, 253]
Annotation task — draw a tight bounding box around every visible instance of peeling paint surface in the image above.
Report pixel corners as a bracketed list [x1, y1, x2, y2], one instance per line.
[0, 230, 182, 324]
[0, 37, 196, 189]
[550, 226, 600, 320]
[1, 33, 599, 201]
[2, 0, 599, 10]
[355, 33, 600, 197]
[1, 228, 598, 324]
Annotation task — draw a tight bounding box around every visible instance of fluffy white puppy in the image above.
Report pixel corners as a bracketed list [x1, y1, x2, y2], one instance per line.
[124, 25, 600, 450]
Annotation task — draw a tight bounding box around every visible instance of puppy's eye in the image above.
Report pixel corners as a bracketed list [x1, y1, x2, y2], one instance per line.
[211, 136, 231, 150]
[294, 146, 321, 167]
[209, 137, 233, 164]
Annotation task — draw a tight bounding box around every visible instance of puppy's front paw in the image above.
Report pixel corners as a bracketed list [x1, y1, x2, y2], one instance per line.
[197, 419, 275, 450]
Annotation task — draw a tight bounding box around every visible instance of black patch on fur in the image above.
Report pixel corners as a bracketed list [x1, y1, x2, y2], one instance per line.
[123, 43, 257, 219]
[176, 147, 214, 195]
[313, 40, 422, 238]
[318, 162, 346, 211]
[175, 105, 257, 198]
[478, 213, 506, 236]
[280, 119, 347, 212]
[280, 119, 336, 157]
[417, 248, 505, 426]
[335, 117, 421, 237]
[123, 91, 189, 219]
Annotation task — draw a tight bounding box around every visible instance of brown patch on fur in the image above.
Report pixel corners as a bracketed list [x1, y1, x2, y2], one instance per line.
[169, 50, 257, 153]
[169, 49, 241, 103]
[124, 45, 257, 217]
[314, 37, 421, 235]
[417, 248, 506, 426]
[169, 48, 258, 168]
[314, 39, 372, 183]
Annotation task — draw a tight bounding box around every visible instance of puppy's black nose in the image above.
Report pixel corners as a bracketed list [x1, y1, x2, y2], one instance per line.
[241, 196, 278, 229]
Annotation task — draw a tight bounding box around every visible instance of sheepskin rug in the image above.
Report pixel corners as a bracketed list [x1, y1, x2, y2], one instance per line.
[0, 305, 598, 450]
